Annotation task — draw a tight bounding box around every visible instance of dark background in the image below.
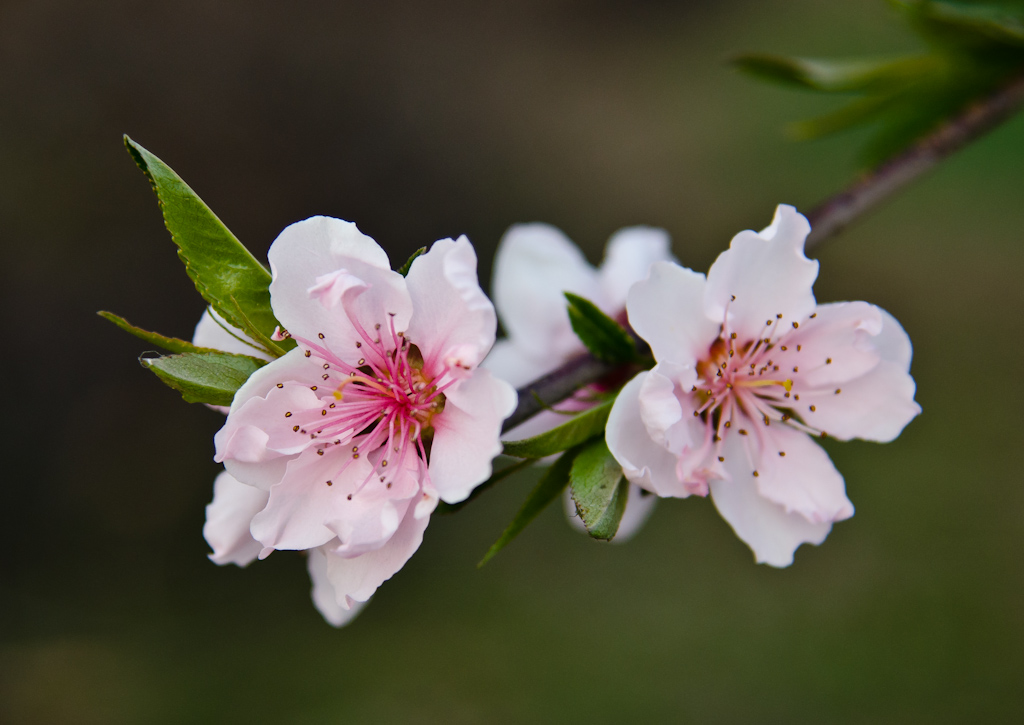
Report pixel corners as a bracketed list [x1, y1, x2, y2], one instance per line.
[2, 1, 1022, 722]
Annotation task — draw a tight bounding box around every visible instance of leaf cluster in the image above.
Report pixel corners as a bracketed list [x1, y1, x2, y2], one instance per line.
[735, 0, 1024, 163]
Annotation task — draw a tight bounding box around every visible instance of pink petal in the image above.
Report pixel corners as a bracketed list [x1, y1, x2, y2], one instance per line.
[203, 471, 270, 567]
[307, 547, 367, 627]
[404, 236, 498, 371]
[607, 373, 692, 498]
[627, 261, 719, 366]
[193, 309, 272, 361]
[267, 216, 412, 348]
[704, 205, 818, 342]
[428, 369, 517, 504]
[323, 495, 435, 604]
[773, 301, 883, 388]
[747, 422, 854, 524]
[710, 434, 834, 567]
[598, 226, 675, 307]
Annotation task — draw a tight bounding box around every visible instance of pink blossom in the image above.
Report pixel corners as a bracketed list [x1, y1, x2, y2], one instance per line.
[205, 216, 516, 624]
[606, 206, 920, 565]
[484, 224, 673, 540]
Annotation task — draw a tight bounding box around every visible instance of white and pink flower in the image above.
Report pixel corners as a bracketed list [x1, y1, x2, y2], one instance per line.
[204, 216, 516, 625]
[606, 205, 920, 566]
[484, 223, 674, 540]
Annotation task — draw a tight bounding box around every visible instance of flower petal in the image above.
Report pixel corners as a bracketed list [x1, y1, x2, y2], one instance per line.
[193, 309, 273, 361]
[405, 236, 498, 371]
[491, 223, 601, 360]
[323, 494, 436, 604]
[203, 471, 270, 567]
[267, 216, 412, 348]
[481, 338, 554, 390]
[598, 226, 675, 307]
[428, 369, 517, 504]
[774, 301, 883, 388]
[627, 261, 719, 365]
[710, 434, 834, 567]
[747, 422, 854, 524]
[607, 373, 690, 497]
[250, 446, 408, 551]
[704, 205, 818, 341]
[307, 547, 366, 627]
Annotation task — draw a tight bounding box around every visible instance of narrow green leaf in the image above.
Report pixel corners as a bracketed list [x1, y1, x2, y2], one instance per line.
[479, 446, 579, 566]
[99, 311, 222, 355]
[124, 136, 292, 355]
[564, 292, 636, 364]
[139, 351, 264, 406]
[397, 247, 427, 277]
[501, 399, 613, 459]
[569, 438, 628, 540]
[435, 457, 537, 514]
[922, 1, 1024, 47]
[733, 53, 937, 93]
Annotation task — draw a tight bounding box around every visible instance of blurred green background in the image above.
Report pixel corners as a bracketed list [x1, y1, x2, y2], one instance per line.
[2, 0, 1021, 722]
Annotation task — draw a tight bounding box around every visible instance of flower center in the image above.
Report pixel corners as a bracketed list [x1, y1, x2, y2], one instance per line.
[283, 315, 456, 497]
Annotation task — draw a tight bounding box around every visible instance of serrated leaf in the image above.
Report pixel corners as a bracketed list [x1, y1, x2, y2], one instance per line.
[397, 247, 427, 277]
[99, 311, 223, 355]
[564, 292, 636, 364]
[479, 446, 579, 566]
[124, 136, 289, 357]
[139, 351, 264, 406]
[569, 438, 628, 541]
[501, 399, 613, 459]
[435, 457, 537, 515]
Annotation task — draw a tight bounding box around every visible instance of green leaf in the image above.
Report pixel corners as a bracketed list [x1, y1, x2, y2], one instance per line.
[397, 247, 427, 277]
[918, 1, 1024, 48]
[435, 457, 537, 514]
[139, 351, 264, 406]
[479, 446, 579, 566]
[569, 438, 628, 541]
[124, 136, 289, 356]
[564, 292, 636, 364]
[501, 399, 613, 459]
[99, 311, 224, 355]
[732, 53, 939, 93]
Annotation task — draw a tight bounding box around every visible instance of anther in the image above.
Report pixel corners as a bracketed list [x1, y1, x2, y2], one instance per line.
[779, 451, 786, 457]
[347, 494, 353, 500]
[310, 385, 318, 391]
[731, 295, 736, 301]
[304, 350, 311, 357]
[835, 388, 842, 395]
[794, 394, 800, 401]
[776, 313, 782, 319]
[693, 410, 700, 417]
[292, 425, 299, 432]
[276, 383, 284, 388]
[285, 412, 292, 418]
[353, 453, 359, 459]
[780, 346, 787, 351]
[317, 450, 324, 456]
[374, 323, 381, 330]
[321, 410, 327, 416]
[323, 364, 330, 369]
[381, 460, 388, 467]
[358, 358, 365, 365]
[329, 403, 336, 408]
[739, 429, 748, 435]
[796, 345, 802, 352]
[820, 431, 828, 438]
[792, 322, 799, 329]
[323, 374, 329, 380]
[793, 366, 799, 373]
[730, 332, 737, 339]
[753, 470, 760, 477]
[781, 414, 790, 421]
[826, 358, 832, 365]
[326, 480, 333, 486]
[724, 421, 731, 428]
[766, 319, 772, 326]
[355, 342, 362, 348]
[352, 446, 358, 453]
[318, 333, 325, 339]
[809, 405, 816, 412]
[810, 313, 817, 319]
[718, 456, 725, 462]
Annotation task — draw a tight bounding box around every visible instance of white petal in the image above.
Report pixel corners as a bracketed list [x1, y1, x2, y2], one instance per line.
[193, 309, 272, 360]
[481, 338, 556, 389]
[627, 261, 719, 365]
[267, 216, 412, 348]
[203, 471, 270, 567]
[307, 547, 366, 627]
[323, 497, 435, 603]
[428, 369, 517, 504]
[491, 223, 601, 360]
[710, 434, 835, 567]
[748, 422, 854, 524]
[704, 205, 819, 342]
[874, 306, 914, 368]
[405, 236, 498, 370]
[606, 373, 688, 497]
[598, 226, 675, 308]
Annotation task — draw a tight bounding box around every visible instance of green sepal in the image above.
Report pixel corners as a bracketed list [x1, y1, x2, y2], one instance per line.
[139, 351, 265, 406]
[397, 247, 427, 277]
[479, 446, 580, 567]
[99, 311, 226, 355]
[569, 438, 629, 541]
[501, 399, 613, 459]
[564, 292, 636, 364]
[124, 136, 292, 356]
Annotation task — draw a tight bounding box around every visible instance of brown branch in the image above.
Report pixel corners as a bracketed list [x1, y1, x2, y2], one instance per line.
[503, 72, 1024, 434]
